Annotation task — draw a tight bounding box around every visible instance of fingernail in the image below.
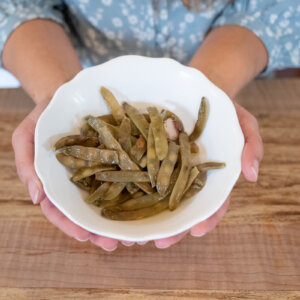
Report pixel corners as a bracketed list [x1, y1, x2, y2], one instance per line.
[28, 180, 40, 204]
[75, 237, 89, 242]
[190, 232, 205, 237]
[102, 245, 118, 252]
[122, 241, 135, 247]
[155, 243, 170, 249]
[251, 159, 259, 181]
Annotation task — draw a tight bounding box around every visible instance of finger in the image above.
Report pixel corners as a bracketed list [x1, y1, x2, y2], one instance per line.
[40, 198, 90, 241]
[121, 241, 135, 247]
[190, 196, 230, 237]
[89, 234, 118, 251]
[12, 102, 49, 204]
[234, 104, 263, 182]
[154, 230, 188, 249]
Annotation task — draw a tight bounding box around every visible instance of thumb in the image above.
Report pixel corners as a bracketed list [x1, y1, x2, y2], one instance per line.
[12, 101, 49, 204]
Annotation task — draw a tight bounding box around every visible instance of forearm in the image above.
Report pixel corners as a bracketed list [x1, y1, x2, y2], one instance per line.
[189, 25, 268, 99]
[2, 19, 82, 104]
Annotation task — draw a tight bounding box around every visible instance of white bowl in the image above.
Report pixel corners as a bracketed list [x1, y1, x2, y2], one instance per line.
[35, 55, 244, 242]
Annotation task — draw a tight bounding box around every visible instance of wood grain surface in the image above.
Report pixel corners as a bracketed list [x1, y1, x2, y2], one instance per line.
[0, 80, 299, 299]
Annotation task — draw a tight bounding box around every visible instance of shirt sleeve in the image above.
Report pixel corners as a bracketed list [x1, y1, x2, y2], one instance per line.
[0, 0, 65, 67]
[212, 0, 300, 75]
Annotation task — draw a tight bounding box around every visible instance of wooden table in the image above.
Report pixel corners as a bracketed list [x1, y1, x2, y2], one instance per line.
[0, 80, 299, 299]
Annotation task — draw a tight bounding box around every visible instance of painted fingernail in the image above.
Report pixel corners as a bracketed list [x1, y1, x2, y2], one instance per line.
[28, 180, 40, 204]
[251, 159, 259, 181]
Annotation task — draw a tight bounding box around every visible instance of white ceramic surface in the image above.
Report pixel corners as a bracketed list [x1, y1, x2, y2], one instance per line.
[35, 55, 244, 242]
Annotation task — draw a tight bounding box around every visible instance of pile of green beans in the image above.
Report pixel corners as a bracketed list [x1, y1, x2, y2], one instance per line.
[53, 86, 225, 221]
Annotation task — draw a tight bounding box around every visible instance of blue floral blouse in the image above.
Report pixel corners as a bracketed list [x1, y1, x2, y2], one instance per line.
[0, 0, 300, 75]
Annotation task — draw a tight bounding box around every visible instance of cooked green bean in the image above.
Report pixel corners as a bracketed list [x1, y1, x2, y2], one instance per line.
[189, 97, 208, 142]
[119, 192, 165, 211]
[190, 153, 201, 167]
[61, 145, 119, 165]
[96, 171, 150, 182]
[147, 125, 160, 187]
[123, 102, 149, 140]
[190, 142, 199, 154]
[54, 135, 98, 150]
[102, 182, 126, 200]
[89, 176, 101, 194]
[71, 166, 116, 182]
[138, 155, 147, 168]
[183, 187, 200, 199]
[87, 182, 111, 203]
[196, 162, 226, 172]
[156, 141, 179, 195]
[131, 191, 145, 198]
[88, 117, 154, 193]
[100, 86, 125, 124]
[169, 133, 191, 211]
[56, 153, 102, 169]
[118, 116, 131, 154]
[96, 192, 132, 208]
[102, 198, 169, 221]
[192, 171, 207, 189]
[130, 120, 141, 136]
[147, 106, 168, 160]
[161, 109, 183, 132]
[183, 167, 199, 194]
[97, 114, 118, 125]
[73, 182, 90, 192]
[130, 135, 147, 163]
[80, 122, 98, 137]
[126, 182, 139, 194]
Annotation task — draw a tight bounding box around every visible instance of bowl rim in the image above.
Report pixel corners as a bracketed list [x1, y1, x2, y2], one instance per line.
[34, 55, 244, 242]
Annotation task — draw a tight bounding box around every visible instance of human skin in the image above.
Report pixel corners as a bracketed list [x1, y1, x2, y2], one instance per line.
[3, 19, 265, 250]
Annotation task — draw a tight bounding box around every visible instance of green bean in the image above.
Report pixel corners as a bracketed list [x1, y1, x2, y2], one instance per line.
[190, 153, 201, 167]
[189, 97, 208, 142]
[131, 191, 145, 198]
[130, 136, 147, 163]
[90, 176, 101, 194]
[196, 162, 226, 172]
[56, 153, 102, 169]
[164, 165, 180, 195]
[54, 135, 98, 150]
[147, 125, 160, 187]
[102, 182, 126, 200]
[118, 116, 131, 154]
[119, 192, 165, 211]
[88, 117, 154, 193]
[123, 102, 149, 140]
[130, 120, 141, 136]
[95, 192, 131, 208]
[169, 133, 191, 211]
[61, 145, 119, 165]
[183, 187, 200, 199]
[147, 106, 168, 160]
[97, 114, 118, 125]
[72, 180, 90, 192]
[138, 155, 147, 168]
[161, 109, 184, 132]
[102, 198, 169, 221]
[192, 171, 207, 190]
[80, 122, 98, 137]
[71, 166, 116, 182]
[100, 86, 125, 124]
[156, 141, 179, 195]
[96, 171, 150, 182]
[126, 182, 139, 194]
[183, 167, 199, 194]
[87, 182, 111, 203]
[190, 142, 199, 154]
